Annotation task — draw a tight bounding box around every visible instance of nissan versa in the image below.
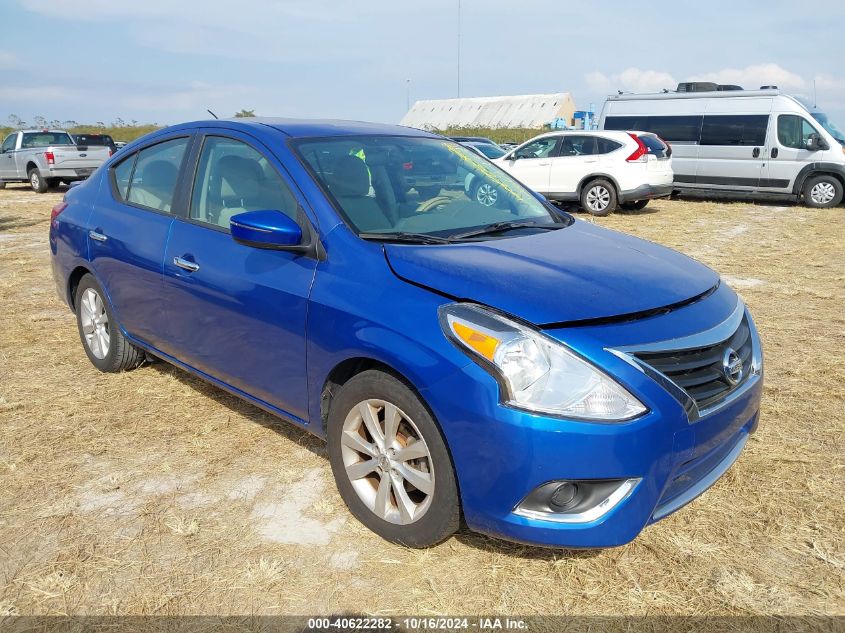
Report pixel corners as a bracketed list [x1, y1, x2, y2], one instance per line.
[49, 119, 763, 548]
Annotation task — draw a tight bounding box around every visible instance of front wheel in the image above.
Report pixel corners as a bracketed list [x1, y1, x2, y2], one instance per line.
[620, 200, 649, 211]
[75, 274, 145, 372]
[327, 370, 460, 547]
[29, 168, 49, 193]
[803, 175, 843, 208]
[580, 179, 617, 216]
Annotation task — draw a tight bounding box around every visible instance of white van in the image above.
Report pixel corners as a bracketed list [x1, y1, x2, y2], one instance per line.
[598, 84, 845, 207]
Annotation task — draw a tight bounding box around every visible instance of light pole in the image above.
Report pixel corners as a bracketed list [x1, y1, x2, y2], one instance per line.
[457, 0, 461, 97]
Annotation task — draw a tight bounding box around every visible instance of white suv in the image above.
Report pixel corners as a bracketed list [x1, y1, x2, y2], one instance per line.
[491, 130, 674, 215]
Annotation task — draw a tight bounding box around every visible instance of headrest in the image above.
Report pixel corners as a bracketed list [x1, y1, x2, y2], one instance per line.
[217, 155, 262, 200]
[142, 160, 178, 193]
[331, 154, 370, 197]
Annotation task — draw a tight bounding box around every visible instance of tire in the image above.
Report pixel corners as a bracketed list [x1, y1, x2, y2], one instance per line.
[580, 179, 617, 216]
[74, 274, 145, 372]
[0, 181, 6, 190]
[28, 168, 49, 193]
[802, 174, 843, 208]
[416, 185, 440, 199]
[470, 180, 500, 207]
[620, 200, 649, 211]
[327, 369, 460, 547]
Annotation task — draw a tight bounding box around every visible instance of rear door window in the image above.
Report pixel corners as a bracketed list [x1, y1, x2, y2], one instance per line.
[126, 137, 189, 213]
[559, 136, 598, 156]
[700, 115, 769, 146]
[112, 154, 136, 200]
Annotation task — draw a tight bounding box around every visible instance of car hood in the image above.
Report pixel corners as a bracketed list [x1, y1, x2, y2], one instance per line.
[384, 221, 719, 326]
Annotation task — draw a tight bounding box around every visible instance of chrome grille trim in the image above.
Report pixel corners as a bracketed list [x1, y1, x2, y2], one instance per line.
[608, 299, 763, 423]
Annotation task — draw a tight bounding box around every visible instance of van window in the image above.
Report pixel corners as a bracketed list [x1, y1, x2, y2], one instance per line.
[777, 115, 820, 150]
[700, 115, 769, 146]
[604, 116, 702, 143]
[647, 116, 702, 143]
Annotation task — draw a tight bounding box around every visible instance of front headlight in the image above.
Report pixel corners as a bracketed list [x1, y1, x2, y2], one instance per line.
[439, 303, 646, 421]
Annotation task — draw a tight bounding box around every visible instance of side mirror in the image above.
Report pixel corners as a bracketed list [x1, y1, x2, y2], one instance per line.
[230, 210, 305, 251]
[506, 153, 518, 161]
[806, 133, 829, 152]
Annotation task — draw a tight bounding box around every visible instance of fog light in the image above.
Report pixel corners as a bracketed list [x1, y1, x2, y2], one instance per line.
[550, 482, 579, 510]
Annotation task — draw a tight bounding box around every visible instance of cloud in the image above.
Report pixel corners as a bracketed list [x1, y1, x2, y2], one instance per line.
[585, 64, 845, 111]
[689, 63, 807, 91]
[0, 80, 252, 117]
[586, 68, 677, 95]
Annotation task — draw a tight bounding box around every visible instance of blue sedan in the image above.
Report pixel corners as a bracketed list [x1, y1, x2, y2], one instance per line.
[49, 118, 763, 548]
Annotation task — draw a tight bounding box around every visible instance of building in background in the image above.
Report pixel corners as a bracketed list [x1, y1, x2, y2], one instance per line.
[400, 93, 576, 130]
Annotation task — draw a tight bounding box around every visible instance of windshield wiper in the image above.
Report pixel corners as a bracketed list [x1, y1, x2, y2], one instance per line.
[358, 232, 452, 244]
[448, 220, 569, 241]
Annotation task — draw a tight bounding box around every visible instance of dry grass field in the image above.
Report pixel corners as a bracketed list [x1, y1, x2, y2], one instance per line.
[0, 185, 843, 619]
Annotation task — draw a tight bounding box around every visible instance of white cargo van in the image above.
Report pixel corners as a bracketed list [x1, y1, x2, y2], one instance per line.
[598, 83, 845, 207]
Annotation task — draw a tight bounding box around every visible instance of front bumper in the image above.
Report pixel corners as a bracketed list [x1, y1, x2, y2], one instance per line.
[422, 285, 762, 548]
[619, 183, 674, 203]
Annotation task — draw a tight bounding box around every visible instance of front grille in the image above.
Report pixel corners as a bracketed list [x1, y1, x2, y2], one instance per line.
[635, 315, 753, 410]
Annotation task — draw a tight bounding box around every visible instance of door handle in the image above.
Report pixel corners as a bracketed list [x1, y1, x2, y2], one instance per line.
[752, 147, 760, 158]
[173, 256, 199, 272]
[537, 162, 551, 166]
[88, 230, 107, 242]
[771, 148, 779, 158]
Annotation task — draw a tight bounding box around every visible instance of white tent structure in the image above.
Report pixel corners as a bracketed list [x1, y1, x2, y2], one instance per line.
[400, 93, 576, 130]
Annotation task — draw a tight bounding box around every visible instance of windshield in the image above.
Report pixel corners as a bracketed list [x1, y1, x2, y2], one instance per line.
[294, 136, 559, 238]
[811, 112, 845, 145]
[469, 143, 506, 159]
[21, 132, 74, 148]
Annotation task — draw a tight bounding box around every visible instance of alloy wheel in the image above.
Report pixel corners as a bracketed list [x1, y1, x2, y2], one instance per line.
[476, 183, 498, 206]
[586, 185, 611, 212]
[341, 399, 434, 525]
[810, 182, 836, 205]
[79, 288, 110, 359]
[30, 172, 40, 189]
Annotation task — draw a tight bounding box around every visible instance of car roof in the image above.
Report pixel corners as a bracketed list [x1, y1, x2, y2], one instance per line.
[176, 118, 441, 139]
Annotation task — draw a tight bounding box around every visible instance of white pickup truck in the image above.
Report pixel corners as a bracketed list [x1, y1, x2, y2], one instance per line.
[0, 130, 111, 193]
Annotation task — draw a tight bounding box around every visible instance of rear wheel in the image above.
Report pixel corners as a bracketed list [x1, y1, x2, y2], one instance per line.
[29, 168, 48, 193]
[0, 181, 6, 189]
[74, 274, 145, 372]
[620, 200, 649, 211]
[327, 370, 460, 547]
[580, 179, 617, 216]
[803, 174, 843, 208]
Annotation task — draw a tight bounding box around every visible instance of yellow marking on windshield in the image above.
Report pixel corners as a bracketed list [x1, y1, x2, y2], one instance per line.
[440, 142, 528, 203]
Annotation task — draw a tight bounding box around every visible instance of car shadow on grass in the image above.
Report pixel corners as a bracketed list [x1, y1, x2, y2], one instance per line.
[147, 361, 327, 459]
[147, 361, 605, 560]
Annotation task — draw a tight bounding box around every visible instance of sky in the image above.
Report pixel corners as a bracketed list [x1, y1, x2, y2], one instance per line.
[1, 0, 844, 128]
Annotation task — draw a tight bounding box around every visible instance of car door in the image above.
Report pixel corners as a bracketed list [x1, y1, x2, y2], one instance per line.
[87, 134, 192, 349]
[694, 114, 770, 190]
[161, 130, 318, 422]
[0, 133, 18, 179]
[764, 114, 827, 193]
[548, 135, 601, 195]
[500, 137, 559, 194]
